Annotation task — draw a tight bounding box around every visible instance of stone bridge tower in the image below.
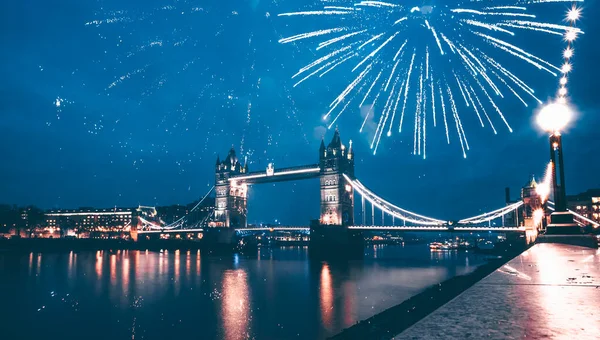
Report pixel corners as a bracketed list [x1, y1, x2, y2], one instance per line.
[212, 147, 248, 228]
[319, 128, 355, 226]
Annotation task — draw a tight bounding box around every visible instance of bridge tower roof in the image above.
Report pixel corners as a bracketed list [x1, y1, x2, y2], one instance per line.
[328, 127, 342, 149]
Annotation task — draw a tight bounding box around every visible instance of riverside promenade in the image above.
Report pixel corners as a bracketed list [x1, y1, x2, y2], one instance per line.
[395, 242, 600, 339]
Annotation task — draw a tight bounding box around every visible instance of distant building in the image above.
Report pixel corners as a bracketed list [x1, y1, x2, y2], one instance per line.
[504, 175, 543, 228]
[567, 189, 600, 224]
[44, 207, 135, 238]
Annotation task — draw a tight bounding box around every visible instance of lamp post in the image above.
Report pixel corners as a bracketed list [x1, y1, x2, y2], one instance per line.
[536, 102, 579, 234]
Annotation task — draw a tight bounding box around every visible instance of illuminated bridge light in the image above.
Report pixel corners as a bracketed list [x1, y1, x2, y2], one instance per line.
[229, 167, 321, 182]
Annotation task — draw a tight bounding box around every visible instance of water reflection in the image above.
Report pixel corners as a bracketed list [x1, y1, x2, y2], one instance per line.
[3, 245, 487, 340]
[320, 263, 333, 330]
[222, 269, 250, 340]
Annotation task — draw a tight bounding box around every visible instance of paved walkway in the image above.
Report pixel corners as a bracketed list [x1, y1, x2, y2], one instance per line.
[396, 243, 600, 339]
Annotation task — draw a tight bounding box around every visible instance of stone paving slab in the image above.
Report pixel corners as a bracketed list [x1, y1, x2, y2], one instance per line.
[396, 244, 600, 340]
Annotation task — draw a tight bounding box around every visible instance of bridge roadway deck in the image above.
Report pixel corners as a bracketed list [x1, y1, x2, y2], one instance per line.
[394, 243, 600, 339]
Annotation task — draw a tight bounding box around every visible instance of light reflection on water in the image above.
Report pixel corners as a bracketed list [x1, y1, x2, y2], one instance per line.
[1, 245, 487, 339]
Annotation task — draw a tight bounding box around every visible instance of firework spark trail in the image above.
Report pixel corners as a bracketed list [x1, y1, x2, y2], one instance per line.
[469, 85, 497, 134]
[393, 40, 408, 61]
[279, 28, 346, 44]
[361, 81, 385, 135]
[353, 32, 399, 72]
[320, 53, 356, 77]
[439, 85, 450, 144]
[278, 10, 354, 17]
[293, 44, 355, 78]
[359, 69, 384, 111]
[327, 63, 373, 118]
[488, 68, 528, 106]
[463, 19, 515, 35]
[474, 76, 511, 132]
[450, 9, 536, 18]
[446, 85, 467, 158]
[483, 54, 541, 102]
[463, 82, 484, 127]
[318, 30, 367, 50]
[422, 82, 427, 159]
[373, 75, 401, 153]
[430, 74, 436, 127]
[454, 73, 470, 106]
[475, 32, 560, 74]
[385, 60, 400, 91]
[399, 51, 415, 133]
[387, 79, 405, 136]
[280, 0, 581, 157]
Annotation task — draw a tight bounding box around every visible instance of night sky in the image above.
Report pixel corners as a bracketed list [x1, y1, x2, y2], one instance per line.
[1, 0, 599, 224]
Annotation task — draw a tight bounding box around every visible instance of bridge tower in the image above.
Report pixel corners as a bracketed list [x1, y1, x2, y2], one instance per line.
[311, 129, 361, 258]
[212, 147, 248, 228]
[318, 128, 355, 226]
[520, 175, 543, 229]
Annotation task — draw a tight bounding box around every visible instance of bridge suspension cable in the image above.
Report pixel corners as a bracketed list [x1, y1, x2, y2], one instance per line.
[458, 200, 523, 224]
[547, 201, 600, 228]
[344, 175, 446, 226]
[141, 186, 215, 230]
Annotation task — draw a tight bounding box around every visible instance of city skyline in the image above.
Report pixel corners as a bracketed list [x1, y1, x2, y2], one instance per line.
[1, 0, 599, 224]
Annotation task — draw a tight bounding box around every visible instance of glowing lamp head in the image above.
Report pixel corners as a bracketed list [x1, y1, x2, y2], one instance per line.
[567, 6, 581, 22]
[565, 29, 577, 42]
[563, 47, 573, 59]
[537, 102, 572, 133]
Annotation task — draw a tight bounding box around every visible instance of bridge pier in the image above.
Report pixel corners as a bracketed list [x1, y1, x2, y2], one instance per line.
[202, 227, 238, 249]
[309, 221, 364, 259]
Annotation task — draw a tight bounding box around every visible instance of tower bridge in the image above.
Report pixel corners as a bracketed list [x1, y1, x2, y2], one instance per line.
[137, 129, 535, 250]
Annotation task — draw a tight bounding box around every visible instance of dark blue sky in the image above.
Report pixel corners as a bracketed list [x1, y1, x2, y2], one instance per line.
[1, 0, 598, 224]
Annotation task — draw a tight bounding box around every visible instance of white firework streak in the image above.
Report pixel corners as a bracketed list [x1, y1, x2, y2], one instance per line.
[278, 10, 354, 17]
[385, 59, 400, 91]
[462, 80, 484, 127]
[430, 72, 436, 127]
[451, 8, 536, 18]
[469, 85, 497, 134]
[483, 6, 527, 10]
[279, 27, 346, 44]
[482, 53, 541, 103]
[358, 33, 385, 50]
[439, 84, 450, 144]
[318, 30, 368, 50]
[399, 51, 416, 133]
[393, 40, 408, 61]
[279, 0, 577, 157]
[463, 19, 515, 35]
[359, 69, 384, 111]
[475, 32, 559, 74]
[294, 58, 339, 87]
[387, 79, 405, 136]
[353, 32, 399, 71]
[473, 76, 512, 132]
[355, 1, 400, 8]
[293, 44, 355, 78]
[446, 84, 467, 158]
[320, 53, 357, 77]
[454, 73, 470, 107]
[373, 74, 401, 153]
[326, 63, 373, 119]
[488, 68, 528, 106]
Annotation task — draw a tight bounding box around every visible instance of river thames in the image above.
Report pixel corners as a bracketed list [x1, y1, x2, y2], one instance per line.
[0, 245, 488, 339]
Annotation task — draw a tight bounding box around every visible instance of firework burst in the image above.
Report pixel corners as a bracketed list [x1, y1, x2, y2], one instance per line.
[279, 0, 584, 158]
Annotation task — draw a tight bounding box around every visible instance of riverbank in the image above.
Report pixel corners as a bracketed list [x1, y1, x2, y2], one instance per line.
[396, 242, 600, 339]
[329, 244, 528, 339]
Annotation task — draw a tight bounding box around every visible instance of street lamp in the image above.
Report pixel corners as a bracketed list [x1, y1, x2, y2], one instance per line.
[536, 101, 579, 234]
